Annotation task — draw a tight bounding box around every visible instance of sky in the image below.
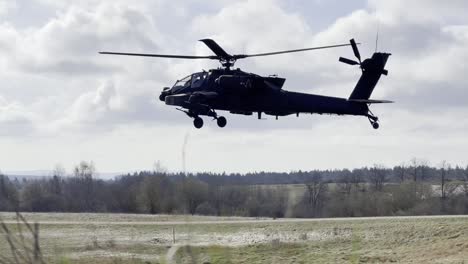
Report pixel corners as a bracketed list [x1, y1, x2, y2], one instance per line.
[0, 0, 467, 175]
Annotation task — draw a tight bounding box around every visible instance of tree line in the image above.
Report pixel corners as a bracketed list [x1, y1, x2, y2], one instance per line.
[0, 160, 467, 218]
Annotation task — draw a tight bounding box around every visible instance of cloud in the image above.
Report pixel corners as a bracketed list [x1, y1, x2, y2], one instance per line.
[369, 0, 468, 25]
[48, 78, 185, 133]
[1, 3, 161, 76]
[0, 23, 19, 67]
[0, 96, 37, 136]
[52, 80, 134, 131]
[68, 80, 122, 122]
[191, 0, 338, 73]
[0, 0, 16, 17]
[0, 1, 180, 134]
[0, 0, 467, 172]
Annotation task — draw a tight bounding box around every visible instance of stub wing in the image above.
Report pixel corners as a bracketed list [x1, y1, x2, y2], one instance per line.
[347, 99, 394, 104]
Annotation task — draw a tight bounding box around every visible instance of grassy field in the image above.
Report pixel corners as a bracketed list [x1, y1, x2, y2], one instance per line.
[0, 213, 467, 263]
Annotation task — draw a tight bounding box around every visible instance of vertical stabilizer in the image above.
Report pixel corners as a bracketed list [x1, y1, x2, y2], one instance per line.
[349, 52, 390, 100]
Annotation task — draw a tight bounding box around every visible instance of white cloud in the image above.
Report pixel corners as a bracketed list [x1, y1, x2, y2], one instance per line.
[0, 0, 16, 17]
[0, 23, 19, 70]
[0, 2, 166, 78]
[0, 1, 174, 133]
[0, 0, 467, 172]
[67, 80, 122, 123]
[0, 96, 37, 136]
[369, 0, 468, 25]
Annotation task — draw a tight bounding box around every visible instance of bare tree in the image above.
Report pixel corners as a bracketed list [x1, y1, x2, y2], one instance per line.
[369, 164, 387, 191]
[52, 164, 66, 178]
[305, 173, 327, 217]
[73, 161, 97, 211]
[463, 165, 468, 197]
[180, 177, 208, 215]
[410, 158, 419, 182]
[73, 161, 95, 180]
[409, 158, 426, 196]
[50, 164, 65, 196]
[350, 169, 363, 190]
[139, 176, 163, 214]
[440, 160, 450, 200]
[337, 171, 353, 195]
[419, 159, 430, 182]
[0, 173, 19, 211]
[394, 163, 407, 182]
[153, 160, 168, 174]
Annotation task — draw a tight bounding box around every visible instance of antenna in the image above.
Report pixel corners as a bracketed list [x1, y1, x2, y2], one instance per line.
[375, 21, 380, 52]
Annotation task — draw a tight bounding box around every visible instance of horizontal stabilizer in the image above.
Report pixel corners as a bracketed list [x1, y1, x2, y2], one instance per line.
[348, 99, 394, 104]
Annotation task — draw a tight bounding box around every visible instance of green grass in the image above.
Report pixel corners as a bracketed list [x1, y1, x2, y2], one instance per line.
[0, 213, 467, 263]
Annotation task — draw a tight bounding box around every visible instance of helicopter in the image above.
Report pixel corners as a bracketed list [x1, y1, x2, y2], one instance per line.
[100, 38, 391, 129]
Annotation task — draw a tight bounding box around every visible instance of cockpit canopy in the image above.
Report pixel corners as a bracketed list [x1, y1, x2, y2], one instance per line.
[171, 72, 209, 93]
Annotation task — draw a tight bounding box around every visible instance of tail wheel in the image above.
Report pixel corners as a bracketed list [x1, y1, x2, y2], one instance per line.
[367, 113, 379, 129]
[193, 117, 204, 129]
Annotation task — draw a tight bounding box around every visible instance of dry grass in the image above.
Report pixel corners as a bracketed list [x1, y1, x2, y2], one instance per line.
[0, 212, 46, 264]
[0, 213, 466, 263]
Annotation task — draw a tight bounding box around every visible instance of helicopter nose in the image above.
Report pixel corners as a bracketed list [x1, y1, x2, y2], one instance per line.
[159, 87, 170, 101]
[159, 92, 166, 102]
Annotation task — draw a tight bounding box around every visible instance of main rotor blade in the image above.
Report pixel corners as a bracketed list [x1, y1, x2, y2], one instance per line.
[350, 39, 361, 62]
[199, 39, 232, 59]
[339, 57, 360, 65]
[99, 52, 218, 60]
[233, 43, 358, 59]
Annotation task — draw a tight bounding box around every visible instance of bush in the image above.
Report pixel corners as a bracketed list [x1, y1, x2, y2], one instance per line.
[195, 202, 216, 215]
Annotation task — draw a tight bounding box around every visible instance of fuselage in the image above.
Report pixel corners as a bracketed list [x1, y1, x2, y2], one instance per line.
[162, 68, 368, 118]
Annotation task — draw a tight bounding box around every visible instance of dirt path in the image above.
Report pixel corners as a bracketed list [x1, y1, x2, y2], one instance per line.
[166, 244, 181, 264]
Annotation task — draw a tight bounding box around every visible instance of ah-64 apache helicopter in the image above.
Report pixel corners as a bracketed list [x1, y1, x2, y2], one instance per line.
[100, 38, 391, 129]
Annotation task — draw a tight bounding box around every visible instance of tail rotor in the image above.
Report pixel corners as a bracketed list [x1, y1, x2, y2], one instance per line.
[339, 38, 389, 76]
[339, 39, 365, 72]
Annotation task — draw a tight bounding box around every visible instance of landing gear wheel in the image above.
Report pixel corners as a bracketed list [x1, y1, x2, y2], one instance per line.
[217, 116, 227, 128]
[367, 113, 379, 130]
[193, 117, 204, 129]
